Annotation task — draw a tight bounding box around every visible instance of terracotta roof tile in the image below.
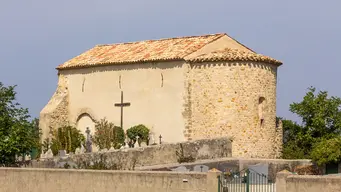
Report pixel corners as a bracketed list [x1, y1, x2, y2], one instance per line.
[57, 33, 225, 70]
[187, 48, 282, 65]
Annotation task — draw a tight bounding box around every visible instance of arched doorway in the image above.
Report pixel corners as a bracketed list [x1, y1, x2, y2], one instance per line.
[76, 113, 95, 138]
[76, 113, 98, 152]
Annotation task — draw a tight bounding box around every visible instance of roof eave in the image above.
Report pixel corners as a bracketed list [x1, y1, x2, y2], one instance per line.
[56, 58, 186, 71]
[186, 58, 283, 66]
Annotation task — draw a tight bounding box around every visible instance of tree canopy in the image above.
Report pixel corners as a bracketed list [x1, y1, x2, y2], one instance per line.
[282, 87, 341, 165]
[0, 82, 39, 166]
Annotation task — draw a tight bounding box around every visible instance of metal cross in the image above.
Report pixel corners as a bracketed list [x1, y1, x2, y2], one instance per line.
[114, 91, 131, 130]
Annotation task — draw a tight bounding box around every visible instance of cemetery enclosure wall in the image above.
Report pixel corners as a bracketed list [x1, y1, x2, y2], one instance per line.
[29, 137, 232, 169]
[138, 158, 312, 182]
[276, 171, 341, 192]
[0, 168, 219, 192]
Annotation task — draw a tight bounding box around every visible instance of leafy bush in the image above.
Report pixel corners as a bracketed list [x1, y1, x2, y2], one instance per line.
[176, 143, 195, 163]
[310, 137, 341, 166]
[93, 118, 125, 150]
[126, 124, 150, 145]
[112, 125, 125, 149]
[48, 125, 85, 155]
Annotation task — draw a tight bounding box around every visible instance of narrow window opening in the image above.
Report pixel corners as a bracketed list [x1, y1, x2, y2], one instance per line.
[161, 73, 164, 87]
[258, 97, 266, 126]
[82, 78, 86, 92]
[119, 75, 122, 89]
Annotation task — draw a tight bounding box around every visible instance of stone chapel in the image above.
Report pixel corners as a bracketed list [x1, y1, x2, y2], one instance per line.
[40, 33, 283, 158]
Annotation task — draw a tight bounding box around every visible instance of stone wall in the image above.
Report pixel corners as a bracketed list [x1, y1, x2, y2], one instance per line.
[276, 171, 341, 192]
[188, 61, 280, 158]
[0, 168, 220, 192]
[39, 74, 70, 140]
[138, 158, 312, 182]
[30, 137, 232, 170]
[274, 119, 283, 158]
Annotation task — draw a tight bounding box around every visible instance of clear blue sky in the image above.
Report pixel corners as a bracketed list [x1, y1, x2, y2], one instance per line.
[1, 0, 340, 122]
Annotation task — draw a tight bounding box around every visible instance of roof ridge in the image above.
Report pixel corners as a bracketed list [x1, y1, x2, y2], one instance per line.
[186, 47, 282, 65]
[182, 33, 226, 58]
[96, 33, 226, 47]
[224, 34, 255, 53]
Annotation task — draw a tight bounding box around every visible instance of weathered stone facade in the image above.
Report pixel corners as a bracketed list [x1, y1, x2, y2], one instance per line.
[187, 61, 280, 158]
[40, 33, 283, 158]
[39, 74, 70, 140]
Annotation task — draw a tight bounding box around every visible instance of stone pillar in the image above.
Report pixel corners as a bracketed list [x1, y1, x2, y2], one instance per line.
[206, 169, 221, 192]
[276, 170, 293, 192]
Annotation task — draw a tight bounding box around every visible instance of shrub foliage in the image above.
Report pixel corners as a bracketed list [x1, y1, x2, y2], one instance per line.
[93, 118, 125, 150]
[126, 124, 150, 145]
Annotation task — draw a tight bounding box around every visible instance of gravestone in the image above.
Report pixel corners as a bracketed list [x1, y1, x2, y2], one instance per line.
[193, 165, 209, 172]
[59, 150, 66, 157]
[134, 140, 139, 148]
[150, 133, 156, 145]
[248, 163, 269, 184]
[172, 166, 189, 172]
[123, 142, 129, 148]
[40, 149, 46, 159]
[140, 142, 147, 147]
[75, 148, 81, 155]
[58, 150, 68, 160]
[45, 149, 53, 159]
[80, 144, 85, 154]
[24, 154, 31, 161]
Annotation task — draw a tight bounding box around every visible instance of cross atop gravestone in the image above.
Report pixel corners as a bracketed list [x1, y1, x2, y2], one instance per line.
[159, 134, 162, 144]
[85, 127, 92, 153]
[114, 91, 131, 131]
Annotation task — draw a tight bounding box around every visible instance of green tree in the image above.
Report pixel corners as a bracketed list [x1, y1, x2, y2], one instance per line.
[126, 124, 150, 145]
[281, 119, 307, 159]
[310, 137, 341, 166]
[0, 82, 38, 166]
[28, 118, 41, 159]
[282, 87, 341, 164]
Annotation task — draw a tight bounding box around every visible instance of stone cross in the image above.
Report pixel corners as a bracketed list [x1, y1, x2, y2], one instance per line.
[159, 134, 162, 144]
[151, 133, 156, 145]
[114, 91, 131, 130]
[85, 127, 92, 153]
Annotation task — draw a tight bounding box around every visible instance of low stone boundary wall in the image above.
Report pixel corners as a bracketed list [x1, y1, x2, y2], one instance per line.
[28, 137, 232, 170]
[138, 158, 312, 181]
[276, 171, 341, 192]
[0, 168, 220, 192]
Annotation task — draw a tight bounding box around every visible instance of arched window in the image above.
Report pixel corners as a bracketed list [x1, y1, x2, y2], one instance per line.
[258, 97, 266, 126]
